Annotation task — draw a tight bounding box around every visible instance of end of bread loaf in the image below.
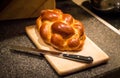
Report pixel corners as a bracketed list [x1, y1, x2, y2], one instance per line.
[36, 9, 86, 51]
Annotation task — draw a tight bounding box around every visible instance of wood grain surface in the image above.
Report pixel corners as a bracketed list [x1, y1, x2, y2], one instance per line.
[25, 25, 109, 75]
[0, 0, 55, 20]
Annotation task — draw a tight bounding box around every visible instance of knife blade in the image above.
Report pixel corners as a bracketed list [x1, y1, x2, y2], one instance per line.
[9, 45, 93, 63]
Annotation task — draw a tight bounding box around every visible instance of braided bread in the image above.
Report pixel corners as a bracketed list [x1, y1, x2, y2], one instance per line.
[36, 9, 86, 51]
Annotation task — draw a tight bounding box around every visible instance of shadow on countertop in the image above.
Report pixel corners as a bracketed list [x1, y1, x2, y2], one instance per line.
[0, 18, 36, 42]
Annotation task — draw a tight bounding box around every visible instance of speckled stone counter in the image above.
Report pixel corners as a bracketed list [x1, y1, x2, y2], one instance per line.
[0, 0, 120, 78]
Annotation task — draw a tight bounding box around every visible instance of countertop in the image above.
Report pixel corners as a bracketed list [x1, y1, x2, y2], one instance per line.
[0, 0, 120, 78]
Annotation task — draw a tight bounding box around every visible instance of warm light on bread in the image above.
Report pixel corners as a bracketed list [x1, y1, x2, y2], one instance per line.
[36, 9, 86, 51]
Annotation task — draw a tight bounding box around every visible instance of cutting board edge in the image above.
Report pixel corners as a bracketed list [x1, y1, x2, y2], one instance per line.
[45, 54, 109, 75]
[25, 25, 109, 76]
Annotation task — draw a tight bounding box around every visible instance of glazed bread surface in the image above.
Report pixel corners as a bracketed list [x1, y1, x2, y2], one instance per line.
[36, 9, 86, 51]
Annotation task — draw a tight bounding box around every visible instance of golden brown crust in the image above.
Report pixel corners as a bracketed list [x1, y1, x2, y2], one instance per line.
[51, 21, 74, 38]
[36, 9, 86, 51]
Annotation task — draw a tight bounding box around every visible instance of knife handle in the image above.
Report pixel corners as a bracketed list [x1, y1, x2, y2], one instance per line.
[62, 54, 93, 63]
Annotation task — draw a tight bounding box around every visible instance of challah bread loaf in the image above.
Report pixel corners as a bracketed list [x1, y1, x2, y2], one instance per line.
[36, 9, 86, 51]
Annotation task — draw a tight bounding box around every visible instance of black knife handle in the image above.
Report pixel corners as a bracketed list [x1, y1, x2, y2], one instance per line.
[62, 54, 93, 63]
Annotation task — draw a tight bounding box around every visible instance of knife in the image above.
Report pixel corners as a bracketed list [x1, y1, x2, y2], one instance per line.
[9, 45, 93, 63]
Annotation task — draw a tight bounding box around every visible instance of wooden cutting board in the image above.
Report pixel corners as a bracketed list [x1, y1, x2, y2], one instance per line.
[25, 25, 109, 75]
